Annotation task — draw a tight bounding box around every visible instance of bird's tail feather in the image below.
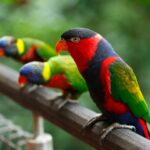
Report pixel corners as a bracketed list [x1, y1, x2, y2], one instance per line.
[138, 119, 150, 140]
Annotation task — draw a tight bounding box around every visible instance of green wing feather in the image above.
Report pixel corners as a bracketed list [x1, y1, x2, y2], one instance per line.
[109, 59, 150, 123]
[48, 55, 88, 93]
[23, 38, 56, 60]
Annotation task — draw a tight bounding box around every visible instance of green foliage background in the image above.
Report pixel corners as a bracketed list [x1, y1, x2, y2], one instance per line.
[0, 0, 150, 149]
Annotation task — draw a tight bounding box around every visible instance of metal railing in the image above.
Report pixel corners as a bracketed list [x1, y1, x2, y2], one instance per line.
[0, 114, 31, 150]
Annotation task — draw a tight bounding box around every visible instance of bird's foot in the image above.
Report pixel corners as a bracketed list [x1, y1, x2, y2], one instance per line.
[48, 94, 69, 110]
[81, 114, 107, 135]
[100, 122, 136, 141]
[68, 99, 79, 104]
[25, 85, 38, 93]
[49, 91, 79, 110]
[20, 85, 38, 93]
[56, 98, 78, 110]
[56, 98, 68, 110]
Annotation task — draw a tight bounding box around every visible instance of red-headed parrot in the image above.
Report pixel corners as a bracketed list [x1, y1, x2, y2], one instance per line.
[0, 36, 56, 63]
[56, 28, 150, 139]
[18, 55, 88, 99]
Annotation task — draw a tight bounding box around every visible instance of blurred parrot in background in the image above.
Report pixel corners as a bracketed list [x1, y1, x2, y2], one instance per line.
[18, 55, 88, 100]
[0, 36, 56, 63]
[56, 28, 150, 139]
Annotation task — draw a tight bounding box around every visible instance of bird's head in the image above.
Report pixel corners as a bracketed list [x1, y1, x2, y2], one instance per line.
[18, 61, 51, 87]
[0, 36, 25, 58]
[56, 28, 102, 72]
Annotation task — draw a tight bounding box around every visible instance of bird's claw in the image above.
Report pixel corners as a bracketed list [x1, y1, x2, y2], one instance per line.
[25, 85, 38, 93]
[56, 99, 78, 110]
[56, 99, 68, 110]
[49, 94, 78, 111]
[100, 122, 136, 141]
[81, 114, 106, 135]
[20, 84, 38, 93]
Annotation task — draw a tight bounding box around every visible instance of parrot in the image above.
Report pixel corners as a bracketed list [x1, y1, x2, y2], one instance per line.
[56, 27, 150, 139]
[18, 55, 88, 100]
[0, 36, 56, 63]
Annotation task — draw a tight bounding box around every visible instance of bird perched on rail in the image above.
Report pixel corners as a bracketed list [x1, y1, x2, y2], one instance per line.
[56, 28, 150, 139]
[0, 36, 56, 63]
[18, 55, 88, 101]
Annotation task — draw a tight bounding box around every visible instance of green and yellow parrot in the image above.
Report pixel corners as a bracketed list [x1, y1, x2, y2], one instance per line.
[18, 55, 88, 99]
[0, 36, 56, 62]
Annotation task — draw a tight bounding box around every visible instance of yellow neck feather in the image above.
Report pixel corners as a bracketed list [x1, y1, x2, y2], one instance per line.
[16, 38, 24, 55]
[42, 62, 51, 81]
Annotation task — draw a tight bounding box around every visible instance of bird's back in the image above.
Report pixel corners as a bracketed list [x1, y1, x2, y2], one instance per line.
[48, 55, 88, 92]
[22, 38, 56, 60]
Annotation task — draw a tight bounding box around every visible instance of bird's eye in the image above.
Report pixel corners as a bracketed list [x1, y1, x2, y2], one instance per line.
[70, 37, 80, 43]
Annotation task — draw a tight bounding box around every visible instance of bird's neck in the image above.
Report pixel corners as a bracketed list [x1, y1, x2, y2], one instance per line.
[48, 58, 64, 77]
[89, 38, 118, 67]
[69, 35, 117, 73]
[42, 62, 51, 82]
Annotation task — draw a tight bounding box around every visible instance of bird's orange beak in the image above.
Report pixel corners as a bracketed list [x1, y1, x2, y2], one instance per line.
[18, 75, 28, 88]
[56, 39, 68, 54]
[0, 48, 4, 56]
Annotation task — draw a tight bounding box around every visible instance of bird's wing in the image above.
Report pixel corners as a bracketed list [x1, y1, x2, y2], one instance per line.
[23, 38, 56, 60]
[50, 55, 88, 92]
[65, 62, 88, 92]
[109, 59, 150, 123]
[62, 56, 88, 92]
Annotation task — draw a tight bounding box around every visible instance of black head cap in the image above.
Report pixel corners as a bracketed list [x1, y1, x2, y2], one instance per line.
[61, 28, 97, 40]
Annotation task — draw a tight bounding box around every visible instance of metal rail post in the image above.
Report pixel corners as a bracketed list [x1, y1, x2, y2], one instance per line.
[26, 112, 53, 150]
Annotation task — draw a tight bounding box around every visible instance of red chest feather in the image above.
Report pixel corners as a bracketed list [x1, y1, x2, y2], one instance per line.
[46, 74, 71, 90]
[100, 56, 128, 114]
[20, 45, 43, 63]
